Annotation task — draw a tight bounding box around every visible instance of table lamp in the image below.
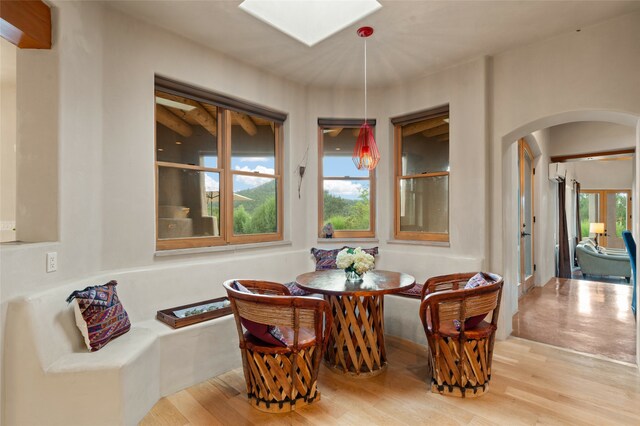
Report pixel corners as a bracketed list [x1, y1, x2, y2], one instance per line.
[589, 222, 605, 249]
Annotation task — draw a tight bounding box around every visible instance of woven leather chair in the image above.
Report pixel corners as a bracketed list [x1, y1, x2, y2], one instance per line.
[223, 279, 332, 413]
[419, 273, 503, 398]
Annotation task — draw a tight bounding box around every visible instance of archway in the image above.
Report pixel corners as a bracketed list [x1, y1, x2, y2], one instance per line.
[499, 109, 640, 366]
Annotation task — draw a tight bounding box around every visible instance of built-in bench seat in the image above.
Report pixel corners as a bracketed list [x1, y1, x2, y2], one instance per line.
[46, 327, 156, 373]
[4, 249, 480, 425]
[5, 276, 240, 426]
[385, 294, 428, 344]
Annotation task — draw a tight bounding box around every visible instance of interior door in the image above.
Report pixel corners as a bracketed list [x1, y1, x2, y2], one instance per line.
[519, 139, 535, 296]
[603, 191, 631, 248]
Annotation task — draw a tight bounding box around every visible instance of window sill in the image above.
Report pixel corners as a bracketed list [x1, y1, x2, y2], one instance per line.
[316, 238, 379, 244]
[0, 241, 59, 250]
[155, 240, 292, 257]
[387, 239, 450, 248]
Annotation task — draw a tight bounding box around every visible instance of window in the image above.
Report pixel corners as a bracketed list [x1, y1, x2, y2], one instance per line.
[155, 77, 285, 250]
[318, 118, 376, 238]
[392, 106, 449, 242]
[579, 189, 630, 248]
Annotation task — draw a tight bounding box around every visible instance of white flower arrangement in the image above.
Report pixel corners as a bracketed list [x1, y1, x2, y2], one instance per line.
[336, 247, 375, 275]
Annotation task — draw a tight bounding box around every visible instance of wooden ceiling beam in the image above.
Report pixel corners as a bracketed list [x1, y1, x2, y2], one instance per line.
[252, 117, 270, 125]
[202, 103, 218, 115]
[550, 148, 635, 163]
[251, 116, 275, 132]
[422, 123, 449, 138]
[238, 115, 276, 133]
[156, 105, 193, 138]
[0, 0, 51, 49]
[156, 92, 217, 136]
[402, 116, 448, 137]
[231, 111, 257, 136]
[186, 105, 217, 136]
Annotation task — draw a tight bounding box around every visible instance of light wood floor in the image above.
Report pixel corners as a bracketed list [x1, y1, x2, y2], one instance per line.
[512, 278, 636, 363]
[140, 336, 640, 425]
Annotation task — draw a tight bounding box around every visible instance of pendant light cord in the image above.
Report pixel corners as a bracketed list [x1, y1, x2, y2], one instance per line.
[364, 37, 367, 122]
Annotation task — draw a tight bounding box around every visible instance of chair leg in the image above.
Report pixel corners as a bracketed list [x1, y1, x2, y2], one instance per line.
[430, 336, 492, 398]
[243, 346, 321, 412]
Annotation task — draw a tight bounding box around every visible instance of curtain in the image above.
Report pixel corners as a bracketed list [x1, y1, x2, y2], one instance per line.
[558, 179, 572, 278]
[574, 180, 581, 266]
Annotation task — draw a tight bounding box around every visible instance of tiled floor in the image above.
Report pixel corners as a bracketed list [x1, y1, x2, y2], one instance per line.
[512, 277, 637, 363]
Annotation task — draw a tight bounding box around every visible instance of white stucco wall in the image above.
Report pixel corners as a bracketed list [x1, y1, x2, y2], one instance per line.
[3, 2, 640, 421]
[0, 3, 310, 421]
[491, 10, 640, 340]
[1, 2, 311, 298]
[0, 39, 17, 243]
[99, 7, 309, 270]
[379, 57, 489, 263]
[567, 160, 633, 189]
[528, 129, 556, 288]
[549, 120, 635, 188]
[548, 121, 636, 157]
[15, 34, 59, 244]
[307, 55, 488, 268]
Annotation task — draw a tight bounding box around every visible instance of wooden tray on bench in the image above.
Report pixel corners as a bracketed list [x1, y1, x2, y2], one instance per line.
[156, 296, 232, 329]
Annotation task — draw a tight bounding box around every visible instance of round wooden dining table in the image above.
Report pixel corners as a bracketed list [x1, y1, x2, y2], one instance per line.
[295, 269, 415, 377]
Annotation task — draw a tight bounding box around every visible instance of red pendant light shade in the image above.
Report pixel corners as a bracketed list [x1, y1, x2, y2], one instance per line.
[353, 26, 379, 171]
[353, 122, 380, 170]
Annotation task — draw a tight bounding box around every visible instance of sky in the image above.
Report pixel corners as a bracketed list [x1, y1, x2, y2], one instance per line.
[203, 156, 276, 192]
[203, 154, 369, 200]
[322, 156, 369, 200]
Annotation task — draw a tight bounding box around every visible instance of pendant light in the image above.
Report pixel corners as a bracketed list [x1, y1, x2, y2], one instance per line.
[353, 26, 380, 171]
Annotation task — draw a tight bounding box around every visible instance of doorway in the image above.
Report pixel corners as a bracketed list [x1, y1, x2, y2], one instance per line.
[518, 138, 535, 296]
[579, 190, 631, 249]
[508, 119, 638, 365]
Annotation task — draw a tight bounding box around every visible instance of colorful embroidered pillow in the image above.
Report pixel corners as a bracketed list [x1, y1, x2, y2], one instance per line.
[66, 280, 131, 351]
[360, 246, 379, 258]
[284, 282, 311, 296]
[396, 283, 423, 299]
[310, 247, 343, 270]
[311, 246, 378, 271]
[232, 281, 287, 347]
[454, 273, 497, 331]
[464, 272, 494, 290]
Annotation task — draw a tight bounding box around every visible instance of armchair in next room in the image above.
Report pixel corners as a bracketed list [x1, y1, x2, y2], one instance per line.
[575, 242, 631, 281]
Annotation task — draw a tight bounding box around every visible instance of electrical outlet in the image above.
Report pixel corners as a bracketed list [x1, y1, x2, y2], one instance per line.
[46, 252, 57, 273]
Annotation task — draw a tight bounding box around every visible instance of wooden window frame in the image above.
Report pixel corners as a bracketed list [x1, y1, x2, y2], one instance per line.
[317, 119, 376, 239]
[391, 106, 450, 242]
[155, 77, 285, 250]
[580, 189, 631, 247]
[519, 138, 535, 292]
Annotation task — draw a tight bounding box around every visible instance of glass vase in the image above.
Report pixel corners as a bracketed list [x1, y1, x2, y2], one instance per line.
[345, 269, 363, 283]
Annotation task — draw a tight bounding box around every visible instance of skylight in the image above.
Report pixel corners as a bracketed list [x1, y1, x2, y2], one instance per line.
[239, 0, 382, 47]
